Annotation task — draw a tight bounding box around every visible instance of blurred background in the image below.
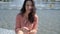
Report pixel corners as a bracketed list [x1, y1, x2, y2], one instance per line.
[0, 0, 60, 34]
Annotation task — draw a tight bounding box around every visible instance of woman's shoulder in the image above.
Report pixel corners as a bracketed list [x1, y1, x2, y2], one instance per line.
[34, 14, 38, 18]
[16, 13, 22, 18]
[34, 14, 38, 20]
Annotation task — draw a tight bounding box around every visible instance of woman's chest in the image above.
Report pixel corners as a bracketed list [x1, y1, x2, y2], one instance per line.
[20, 18, 34, 30]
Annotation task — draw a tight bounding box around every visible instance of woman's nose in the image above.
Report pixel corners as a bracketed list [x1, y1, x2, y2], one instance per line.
[29, 6, 32, 9]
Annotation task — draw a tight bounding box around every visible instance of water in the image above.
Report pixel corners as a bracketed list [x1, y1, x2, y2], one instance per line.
[37, 9, 60, 34]
[0, 9, 60, 34]
[0, 28, 15, 34]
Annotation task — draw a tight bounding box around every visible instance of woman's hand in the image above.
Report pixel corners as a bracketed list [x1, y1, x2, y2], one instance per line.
[21, 27, 29, 31]
[21, 27, 29, 34]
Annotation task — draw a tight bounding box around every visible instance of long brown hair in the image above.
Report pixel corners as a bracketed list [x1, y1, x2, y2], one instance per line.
[20, 0, 36, 23]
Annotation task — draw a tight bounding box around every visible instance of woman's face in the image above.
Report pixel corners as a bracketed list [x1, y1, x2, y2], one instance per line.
[25, 1, 33, 13]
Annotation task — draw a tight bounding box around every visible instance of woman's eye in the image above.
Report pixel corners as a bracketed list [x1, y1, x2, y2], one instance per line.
[27, 5, 29, 6]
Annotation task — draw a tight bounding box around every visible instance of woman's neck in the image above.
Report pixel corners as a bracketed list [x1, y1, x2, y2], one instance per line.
[24, 12, 29, 18]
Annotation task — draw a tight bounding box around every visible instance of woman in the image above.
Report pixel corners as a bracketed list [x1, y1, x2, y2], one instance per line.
[15, 0, 38, 34]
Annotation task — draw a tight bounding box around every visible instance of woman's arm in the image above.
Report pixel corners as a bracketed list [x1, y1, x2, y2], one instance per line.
[29, 15, 38, 34]
[15, 15, 23, 34]
[15, 14, 30, 34]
